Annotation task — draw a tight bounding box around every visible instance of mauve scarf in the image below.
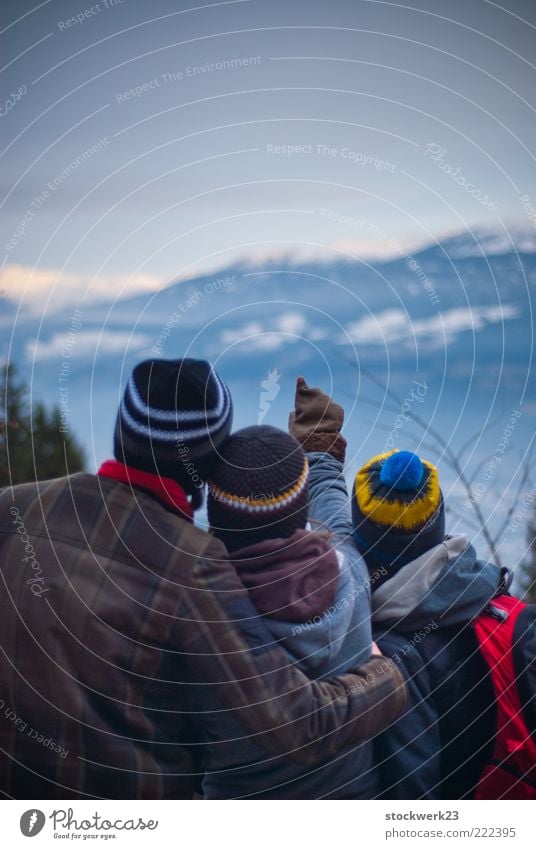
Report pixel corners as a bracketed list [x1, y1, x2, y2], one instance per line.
[230, 529, 340, 622]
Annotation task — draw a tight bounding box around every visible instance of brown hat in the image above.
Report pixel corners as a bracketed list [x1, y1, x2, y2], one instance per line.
[207, 425, 309, 553]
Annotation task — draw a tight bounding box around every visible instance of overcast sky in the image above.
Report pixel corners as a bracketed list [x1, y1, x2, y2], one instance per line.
[2, 0, 536, 308]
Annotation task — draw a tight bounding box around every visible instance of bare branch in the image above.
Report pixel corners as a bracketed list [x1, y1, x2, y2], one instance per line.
[491, 437, 536, 547]
[335, 353, 503, 565]
[333, 348, 536, 567]
[468, 454, 498, 486]
[351, 394, 402, 416]
[445, 505, 482, 533]
[457, 408, 506, 462]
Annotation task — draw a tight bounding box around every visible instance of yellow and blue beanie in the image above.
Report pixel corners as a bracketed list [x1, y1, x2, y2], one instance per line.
[351, 449, 445, 585]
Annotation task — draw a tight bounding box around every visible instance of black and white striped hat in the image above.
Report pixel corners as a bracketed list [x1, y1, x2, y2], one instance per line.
[114, 358, 233, 496]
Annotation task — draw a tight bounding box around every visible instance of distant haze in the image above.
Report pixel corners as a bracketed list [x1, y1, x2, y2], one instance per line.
[1, 0, 536, 311]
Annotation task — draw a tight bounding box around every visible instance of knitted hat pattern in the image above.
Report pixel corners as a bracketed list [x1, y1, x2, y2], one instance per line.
[352, 449, 445, 584]
[114, 357, 233, 497]
[207, 425, 309, 552]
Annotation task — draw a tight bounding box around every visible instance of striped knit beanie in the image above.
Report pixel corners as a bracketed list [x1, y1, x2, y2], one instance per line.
[114, 358, 232, 503]
[207, 425, 309, 553]
[352, 449, 445, 586]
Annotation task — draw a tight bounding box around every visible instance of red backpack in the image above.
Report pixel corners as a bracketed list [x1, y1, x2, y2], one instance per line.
[474, 594, 536, 799]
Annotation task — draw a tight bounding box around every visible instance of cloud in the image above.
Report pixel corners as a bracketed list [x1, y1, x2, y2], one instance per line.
[344, 305, 519, 346]
[27, 330, 151, 362]
[220, 321, 264, 347]
[1, 264, 163, 315]
[277, 312, 307, 335]
[345, 309, 409, 344]
[219, 311, 310, 353]
[411, 305, 519, 343]
[308, 327, 329, 341]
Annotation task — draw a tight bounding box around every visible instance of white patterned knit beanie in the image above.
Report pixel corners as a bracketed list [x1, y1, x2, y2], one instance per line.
[114, 358, 233, 501]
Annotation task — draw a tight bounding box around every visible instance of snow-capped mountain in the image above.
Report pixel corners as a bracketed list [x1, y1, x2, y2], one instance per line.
[434, 222, 536, 259]
[2, 223, 535, 567]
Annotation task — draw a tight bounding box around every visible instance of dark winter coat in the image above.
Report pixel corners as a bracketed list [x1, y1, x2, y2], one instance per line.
[372, 535, 508, 799]
[199, 525, 379, 799]
[0, 473, 406, 799]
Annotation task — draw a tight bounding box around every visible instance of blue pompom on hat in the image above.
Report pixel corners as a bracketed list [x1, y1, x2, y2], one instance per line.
[379, 450, 424, 491]
[352, 448, 445, 587]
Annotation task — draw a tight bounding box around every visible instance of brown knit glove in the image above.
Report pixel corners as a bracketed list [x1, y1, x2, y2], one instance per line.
[288, 377, 347, 463]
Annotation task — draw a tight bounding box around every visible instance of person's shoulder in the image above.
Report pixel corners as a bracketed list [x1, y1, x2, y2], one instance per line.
[374, 628, 428, 668]
[186, 523, 228, 559]
[139, 501, 229, 562]
[0, 473, 86, 515]
[75, 475, 228, 561]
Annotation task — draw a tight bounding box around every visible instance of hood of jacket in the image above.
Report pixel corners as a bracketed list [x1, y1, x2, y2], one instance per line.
[264, 537, 372, 675]
[230, 528, 340, 623]
[372, 534, 506, 632]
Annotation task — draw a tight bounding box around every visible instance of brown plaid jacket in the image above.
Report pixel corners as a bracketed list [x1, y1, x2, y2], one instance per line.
[0, 473, 406, 799]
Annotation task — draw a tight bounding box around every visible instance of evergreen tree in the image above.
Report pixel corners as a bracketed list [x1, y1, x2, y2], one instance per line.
[519, 507, 536, 603]
[0, 363, 86, 487]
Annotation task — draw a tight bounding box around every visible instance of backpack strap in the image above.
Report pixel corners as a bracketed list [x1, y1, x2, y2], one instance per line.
[474, 595, 536, 798]
[513, 604, 536, 738]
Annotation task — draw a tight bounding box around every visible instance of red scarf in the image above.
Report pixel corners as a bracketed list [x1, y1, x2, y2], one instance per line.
[97, 460, 194, 522]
